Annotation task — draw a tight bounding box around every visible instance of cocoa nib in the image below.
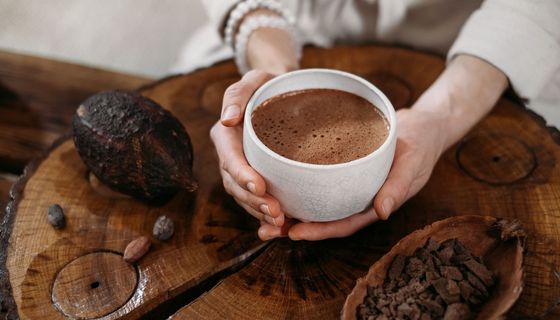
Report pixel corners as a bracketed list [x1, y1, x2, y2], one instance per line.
[356, 238, 495, 320]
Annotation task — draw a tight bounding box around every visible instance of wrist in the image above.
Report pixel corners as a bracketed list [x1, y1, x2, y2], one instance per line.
[224, 0, 301, 75]
[247, 27, 299, 75]
[413, 54, 508, 149]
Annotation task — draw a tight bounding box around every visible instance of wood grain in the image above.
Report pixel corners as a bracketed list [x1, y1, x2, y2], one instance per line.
[0, 51, 150, 172]
[2, 46, 559, 319]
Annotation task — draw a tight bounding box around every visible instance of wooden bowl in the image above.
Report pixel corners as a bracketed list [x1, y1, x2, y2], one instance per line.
[341, 215, 524, 320]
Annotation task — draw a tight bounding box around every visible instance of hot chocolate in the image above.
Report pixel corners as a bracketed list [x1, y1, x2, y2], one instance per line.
[251, 88, 389, 165]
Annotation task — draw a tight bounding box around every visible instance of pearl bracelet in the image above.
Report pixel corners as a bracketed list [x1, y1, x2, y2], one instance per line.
[224, 0, 295, 48]
[234, 14, 302, 75]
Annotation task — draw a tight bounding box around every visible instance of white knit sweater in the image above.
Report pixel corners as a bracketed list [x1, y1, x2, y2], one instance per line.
[173, 0, 560, 124]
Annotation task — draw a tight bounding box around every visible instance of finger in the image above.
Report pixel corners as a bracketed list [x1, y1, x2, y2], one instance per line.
[234, 197, 269, 222]
[373, 140, 414, 220]
[288, 208, 379, 241]
[258, 218, 297, 240]
[210, 123, 266, 196]
[258, 224, 284, 241]
[223, 170, 285, 226]
[221, 70, 273, 126]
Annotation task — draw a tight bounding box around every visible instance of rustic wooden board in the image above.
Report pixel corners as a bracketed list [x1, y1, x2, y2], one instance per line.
[0, 51, 150, 172]
[169, 47, 560, 319]
[2, 46, 559, 319]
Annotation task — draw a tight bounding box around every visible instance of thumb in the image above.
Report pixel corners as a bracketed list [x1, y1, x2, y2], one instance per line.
[373, 142, 414, 220]
[221, 70, 273, 126]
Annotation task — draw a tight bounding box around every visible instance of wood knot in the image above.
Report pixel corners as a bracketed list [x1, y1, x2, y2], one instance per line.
[365, 73, 413, 109]
[456, 134, 536, 185]
[52, 252, 138, 318]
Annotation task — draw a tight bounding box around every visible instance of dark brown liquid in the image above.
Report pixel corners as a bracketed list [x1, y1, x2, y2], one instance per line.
[251, 88, 389, 165]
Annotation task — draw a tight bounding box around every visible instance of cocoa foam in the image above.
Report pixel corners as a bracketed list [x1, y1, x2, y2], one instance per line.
[251, 88, 389, 165]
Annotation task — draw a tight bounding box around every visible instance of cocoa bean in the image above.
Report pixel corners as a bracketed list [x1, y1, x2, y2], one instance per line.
[153, 215, 174, 241]
[123, 236, 151, 263]
[47, 204, 65, 229]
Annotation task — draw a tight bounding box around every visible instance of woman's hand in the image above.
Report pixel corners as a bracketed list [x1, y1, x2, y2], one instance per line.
[211, 22, 299, 240]
[261, 55, 508, 241]
[211, 70, 287, 233]
[264, 107, 448, 241]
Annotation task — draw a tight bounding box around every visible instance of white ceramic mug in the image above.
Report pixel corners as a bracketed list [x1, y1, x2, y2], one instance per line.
[243, 69, 397, 222]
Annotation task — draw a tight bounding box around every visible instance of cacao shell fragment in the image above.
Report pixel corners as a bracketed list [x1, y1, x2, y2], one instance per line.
[73, 91, 197, 203]
[342, 215, 525, 320]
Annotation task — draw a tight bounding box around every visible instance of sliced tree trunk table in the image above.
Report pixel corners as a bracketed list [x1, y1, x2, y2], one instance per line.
[1, 46, 559, 320]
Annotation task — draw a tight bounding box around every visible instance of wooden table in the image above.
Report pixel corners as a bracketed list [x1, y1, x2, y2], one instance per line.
[1, 47, 559, 319]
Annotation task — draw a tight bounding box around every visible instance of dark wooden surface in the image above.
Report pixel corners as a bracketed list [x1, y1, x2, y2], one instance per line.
[1, 47, 560, 320]
[0, 51, 150, 173]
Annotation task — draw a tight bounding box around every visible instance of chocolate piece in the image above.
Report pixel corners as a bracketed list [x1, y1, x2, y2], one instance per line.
[388, 255, 406, 280]
[405, 257, 426, 278]
[432, 278, 461, 304]
[458, 280, 476, 301]
[425, 238, 440, 252]
[437, 244, 455, 265]
[466, 271, 488, 297]
[442, 303, 472, 320]
[440, 266, 463, 281]
[464, 259, 494, 287]
[419, 299, 444, 317]
[425, 271, 440, 283]
[420, 313, 432, 320]
[415, 247, 432, 263]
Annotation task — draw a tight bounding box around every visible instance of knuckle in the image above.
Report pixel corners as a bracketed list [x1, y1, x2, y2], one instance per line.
[210, 122, 219, 139]
[392, 181, 410, 201]
[224, 82, 245, 100]
[245, 69, 266, 79]
[222, 177, 232, 193]
[220, 159, 228, 172]
[232, 165, 246, 184]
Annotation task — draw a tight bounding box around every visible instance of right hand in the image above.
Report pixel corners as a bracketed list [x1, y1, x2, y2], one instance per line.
[210, 70, 289, 240]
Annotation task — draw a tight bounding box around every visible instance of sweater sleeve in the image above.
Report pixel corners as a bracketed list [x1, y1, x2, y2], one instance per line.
[201, 0, 240, 38]
[447, 0, 560, 102]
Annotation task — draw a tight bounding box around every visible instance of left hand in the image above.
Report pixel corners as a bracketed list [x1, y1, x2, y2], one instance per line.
[259, 106, 448, 241]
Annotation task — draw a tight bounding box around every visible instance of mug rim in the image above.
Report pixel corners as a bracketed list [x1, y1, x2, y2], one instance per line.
[244, 68, 397, 170]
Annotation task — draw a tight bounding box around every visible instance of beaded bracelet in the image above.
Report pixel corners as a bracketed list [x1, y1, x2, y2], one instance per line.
[224, 0, 294, 48]
[234, 14, 302, 75]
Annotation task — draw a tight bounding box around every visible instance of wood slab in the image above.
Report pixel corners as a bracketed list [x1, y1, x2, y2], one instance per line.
[2, 46, 560, 319]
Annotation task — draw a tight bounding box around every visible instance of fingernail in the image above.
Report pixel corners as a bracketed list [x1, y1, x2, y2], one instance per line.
[246, 182, 256, 194]
[382, 198, 394, 217]
[263, 214, 277, 227]
[222, 105, 240, 121]
[259, 204, 270, 216]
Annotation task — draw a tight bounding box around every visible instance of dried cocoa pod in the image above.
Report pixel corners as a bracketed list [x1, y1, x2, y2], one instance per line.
[73, 90, 198, 203]
[89, 173, 131, 199]
[123, 236, 151, 263]
[153, 215, 174, 241]
[47, 204, 65, 229]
